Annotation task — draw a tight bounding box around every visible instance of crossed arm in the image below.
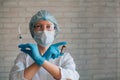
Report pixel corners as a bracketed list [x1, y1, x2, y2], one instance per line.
[24, 61, 61, 80]
[10, 42, 79, 80]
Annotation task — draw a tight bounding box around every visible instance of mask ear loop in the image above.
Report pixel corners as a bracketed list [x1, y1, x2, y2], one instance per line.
[54, 25, 58, 37]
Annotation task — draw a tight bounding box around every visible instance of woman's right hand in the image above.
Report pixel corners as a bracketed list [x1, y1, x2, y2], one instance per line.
[18, 43, 45, 66]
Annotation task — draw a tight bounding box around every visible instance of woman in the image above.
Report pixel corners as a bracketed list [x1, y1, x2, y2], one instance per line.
[9, 10, 79, 80]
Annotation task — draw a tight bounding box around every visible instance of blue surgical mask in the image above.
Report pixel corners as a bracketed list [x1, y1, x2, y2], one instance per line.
[33, 31, 55, 47]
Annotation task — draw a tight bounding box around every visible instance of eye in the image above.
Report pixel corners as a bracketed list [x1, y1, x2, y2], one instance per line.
[46, 25, 51, 28]
[35, 25, 42, 29]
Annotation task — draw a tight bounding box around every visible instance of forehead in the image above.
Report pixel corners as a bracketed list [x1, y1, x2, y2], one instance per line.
[35, 20, 53, 25]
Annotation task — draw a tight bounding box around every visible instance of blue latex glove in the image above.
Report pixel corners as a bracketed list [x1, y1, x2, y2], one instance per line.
[43, 42, 67, 60]
[18, 43, 45, 66]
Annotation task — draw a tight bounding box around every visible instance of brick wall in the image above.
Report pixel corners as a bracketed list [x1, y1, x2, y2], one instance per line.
[117, 0, 120, 79]
[0, 0, 119, 80]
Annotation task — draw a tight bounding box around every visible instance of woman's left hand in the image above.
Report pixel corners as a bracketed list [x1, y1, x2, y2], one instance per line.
[43, 41, 67, 60]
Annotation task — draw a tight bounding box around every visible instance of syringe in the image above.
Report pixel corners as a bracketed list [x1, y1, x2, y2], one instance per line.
[18, 26, 23, 44]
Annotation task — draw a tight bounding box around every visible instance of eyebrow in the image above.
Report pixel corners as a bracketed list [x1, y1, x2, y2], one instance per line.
[35, 23, 52, 25]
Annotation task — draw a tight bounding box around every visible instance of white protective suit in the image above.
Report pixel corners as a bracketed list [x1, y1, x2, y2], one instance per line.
[9, 52, 80, 80]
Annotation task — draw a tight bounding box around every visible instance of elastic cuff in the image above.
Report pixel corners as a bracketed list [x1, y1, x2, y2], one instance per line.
[59, 67, 65, 80]
[21, 70, 29, 80]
